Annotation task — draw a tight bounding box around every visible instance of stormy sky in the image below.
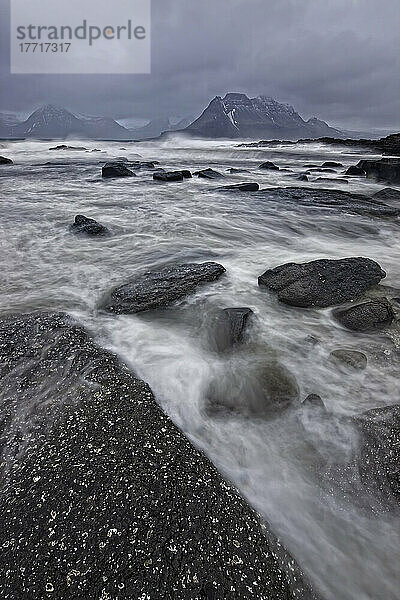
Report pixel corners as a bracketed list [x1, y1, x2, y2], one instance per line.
[0, 0, 399, 130]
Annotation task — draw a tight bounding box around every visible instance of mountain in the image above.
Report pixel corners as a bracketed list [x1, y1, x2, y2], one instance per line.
[0, 105, 132, 140]
[184, 93, 343, 140]
[130, 117, 173, 140]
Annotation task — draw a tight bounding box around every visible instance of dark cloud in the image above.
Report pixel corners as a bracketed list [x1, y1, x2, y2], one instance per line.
[0, 0, 399, 129]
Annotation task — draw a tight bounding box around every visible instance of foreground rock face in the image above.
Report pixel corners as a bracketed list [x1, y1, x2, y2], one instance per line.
[258, 257, 386, 308]
[357, 158, 400, 185]
[102, 162, 135, 178]
[333, 299, 395, 332]
[255, 187, 400, 218]
[0, 155, 13, 164]
[70, 214, 109, 236]
[211, 307, 254, 352]
[0, 312, 319, 600]
[102, 262, 226, 314]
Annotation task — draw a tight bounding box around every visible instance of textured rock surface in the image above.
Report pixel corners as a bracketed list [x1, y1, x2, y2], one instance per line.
[372, 187, 400, 202]
[0, 155, 13, 164]
[254, 187, 400, 218]
[195, 168, 224, 179]
[259, 161, 279, 170]
[211, 307, 254, 352]
[102, 162, 135, 178]
[333, 299, 395, 332]
[345, 165, 366, 176]
[329, 349, 367, 370]
[70, 214, 109, 236]
[102, 262, 226, 314]
[258, 257, 385, 308]
[302, 394, 325, 410]
[0, 312, 319, 599]
[218, 183, 259, 192]
[357, 158, 400, 185]
[153, 170, 191, 182]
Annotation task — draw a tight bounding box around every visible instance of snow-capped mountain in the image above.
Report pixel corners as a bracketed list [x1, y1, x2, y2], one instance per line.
[0, 105, 132, 140]
[185, 93, 343, 139]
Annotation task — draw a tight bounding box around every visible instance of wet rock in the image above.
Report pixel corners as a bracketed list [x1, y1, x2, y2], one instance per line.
[259, 161, 279, 170]
[372, 188, 400, 202]
[49, 144, 87, 151]
[0, 312, 319, 599]
[322, 161, 343, 168]
[315, 177, 349, 184]
[211, 307, 254, 352]
[102, 262, 226, 314]
[102, 162, 135, 178]
[153, 170, 191, 182]
[345, 165, 366, 176]
[0, 156, 13, 165]
[329, 349, 367, 370]
[205, 360, 299, 418]
[140, 160, 161, 169]
[194, 168, 224, 179]
[333, 298, 395, 332]
[254, 187, 400, 218]
[308, 168, 337, 173]
[297, 174, 309, 181]
[355, 404, 400, 508]
[357, 158, 400, 185]
[217, 182, 259, 192]
[258, 257, 386, 308]
[303, 394, 325, 409]
[226, 167, 249, 173]
[70, 214, 109, 236]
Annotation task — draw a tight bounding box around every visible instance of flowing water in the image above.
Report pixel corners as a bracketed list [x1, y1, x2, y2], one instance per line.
[1, 137, 400, 600]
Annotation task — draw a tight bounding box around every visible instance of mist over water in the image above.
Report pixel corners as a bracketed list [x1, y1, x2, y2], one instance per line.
[1, 138, 400, 600]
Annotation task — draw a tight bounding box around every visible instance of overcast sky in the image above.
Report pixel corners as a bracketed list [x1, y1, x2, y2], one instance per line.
[0, 0, 399, 130]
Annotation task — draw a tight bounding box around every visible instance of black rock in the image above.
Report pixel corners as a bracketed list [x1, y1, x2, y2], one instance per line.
[0, 312, 319, 599]
[140, 160, 161, 169]
[70, 214, 109, 236]
[0, 156, 13, 165]
[102, 262, 226, 314]
[49, 144, 87, 151]
[218, 183, 259, 192]
[226, 167, 249, 173]
[315, 177, 349, 184]
[102, 162, 135, 178]
[303, 394, 325, 409]
[345, 165, 366, 176]
[329, 349, 367, 370]
[322, 161, 343, 168]
[308, 168, 337, 173]
[357, 158, 400, 185]
[153, 170, 191, 182]
[372, 187, 400, 202]
[258, 257, 386, 308]
[333, 298, 395, 332]
[212, 307, 254, 352]
[297, 174, 309, 181]
[194, 168, 224, 179]
[254, 187, 400, 218]
[259, 161, 279, 170]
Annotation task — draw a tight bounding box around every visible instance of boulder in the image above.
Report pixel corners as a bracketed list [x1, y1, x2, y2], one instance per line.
[303, 394, 325, 409]
[322, 161, 343, 168]
[0, 312, 319, 599]
[345, 165, 366, 176]
[357, 158, 400, 185]
[333, 298, 395, 332]
[217, 183, 259, 192]
[258, 257, 386, 308]
[153, 170, 191, 182]
[102, 262, 226, 314]
[70, 214, 109, 236]
[0, 156, 13, 165]
[329, 349, 367, 370]
[205, 360, 299, 418]
[194, 168, 224, 179]
[226, 167, 249, 173]
[211, 307, 254, 352]
[297, 174, 309, 181]
[102, 162, 135, 178]
[308, 168, 337, 173]
[259, 161, 279, 170]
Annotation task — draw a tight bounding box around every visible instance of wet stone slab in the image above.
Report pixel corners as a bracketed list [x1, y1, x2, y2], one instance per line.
[0, 312, 319, 600]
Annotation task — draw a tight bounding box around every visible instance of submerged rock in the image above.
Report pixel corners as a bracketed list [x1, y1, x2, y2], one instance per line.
[206, 360, 299, 418]
[194, 168, 224, 179]
[345, 165, 366, 176]
[372, 188, 400, 202]
[0, 156, 13, 165]
[211, 307, 254, 352]
[357, 158, 400, 185]
[217, 182, 259, 191]
[259, 161, 279, 170]
[102, 262, 226, 314]
[258, 257, 386, 308]
[329, 349, 367, 370]
[315, 177, 349, 184]
[303, 394, 325, 409]
[102, 162, 135, 178]
[297, 174, 309, 181]
[70, 214, 109, 236]
[322, 161, 343, 168]
[226, 167, 249, 173]
[333, 298, 395, 332]
[49, 144, 87, 151]
[0, 312, 319, 599]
